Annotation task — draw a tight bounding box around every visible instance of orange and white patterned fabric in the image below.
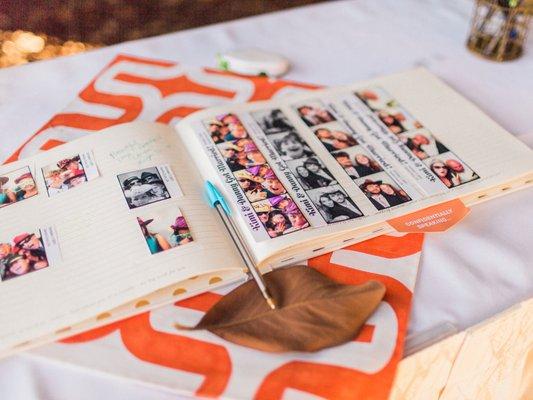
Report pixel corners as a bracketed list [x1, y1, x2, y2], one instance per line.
[14, 55, 424, 399]
[5, 54, 317, 163]
[43, 235, 423, 400]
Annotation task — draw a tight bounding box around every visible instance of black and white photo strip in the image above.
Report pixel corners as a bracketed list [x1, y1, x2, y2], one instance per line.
[285, 157, 337, 190]
[251, 108, 364, 223]
[354, 87, 480, 185]
[331, 146, 383, 180]
[355, 172, 411, 211]
[205, 113, 310, 238]
[117, 165, 182, 210]
[292, 100, 412, 212]
[306, 185, 362, 223]
[265, 131, 315, 161]
[251, 108, 295, 135]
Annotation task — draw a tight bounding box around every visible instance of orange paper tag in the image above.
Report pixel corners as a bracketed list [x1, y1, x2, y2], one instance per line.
[387, 199, 469, 233]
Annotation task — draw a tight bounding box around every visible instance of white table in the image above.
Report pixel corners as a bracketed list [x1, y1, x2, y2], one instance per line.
[0, 0, 532, 398]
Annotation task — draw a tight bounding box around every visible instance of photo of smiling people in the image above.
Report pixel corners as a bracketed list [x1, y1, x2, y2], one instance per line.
[0, 166, 38, 208]
[356, 172, 411, 210]
[331, 146, 383, 180]
[355, 87, 397, 111]
[295, 101, 336, 127]
[252, 195, 309, 238]
[398, 128, 450, 160]
[217, 139, 267, 171]
[354, 88, 422, 135]
[117, 166, 173, 209]
[206, 113, 249, 144]
[0, 227, 63, 281]
[286, 156, 337, 190]
[375, 108, 422, 135]
[234, 165, 287, 202]
[42, 151, 99, 197]
[268, 131, 315, 161]
[313, 123, 358, 152]
[424, 152, 479, 189]
[136, 206, 193, 255]
[251, 108, 295, 135]
[306, 185, 363, 223]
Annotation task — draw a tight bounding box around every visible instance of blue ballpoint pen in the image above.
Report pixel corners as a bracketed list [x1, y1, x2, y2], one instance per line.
[205, 181, 276, 310]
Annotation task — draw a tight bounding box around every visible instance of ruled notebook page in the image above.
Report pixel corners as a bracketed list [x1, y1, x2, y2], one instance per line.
[0, 122, 244, 351]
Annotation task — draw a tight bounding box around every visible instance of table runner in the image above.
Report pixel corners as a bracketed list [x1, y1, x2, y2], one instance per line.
[11, 54, 424, 399]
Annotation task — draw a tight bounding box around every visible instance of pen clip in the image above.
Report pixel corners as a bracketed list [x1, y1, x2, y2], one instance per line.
[205, 181, 232, 215]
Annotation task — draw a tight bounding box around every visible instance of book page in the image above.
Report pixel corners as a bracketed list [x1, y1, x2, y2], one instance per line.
[176, 68, 532, 267]
[0, 122, 245, 352]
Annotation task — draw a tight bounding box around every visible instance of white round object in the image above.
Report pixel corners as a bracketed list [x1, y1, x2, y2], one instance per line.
[218, 49, 290, 77]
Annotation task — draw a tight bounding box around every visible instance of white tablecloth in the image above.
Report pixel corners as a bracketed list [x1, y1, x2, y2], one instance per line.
[0, 0, 531, 398]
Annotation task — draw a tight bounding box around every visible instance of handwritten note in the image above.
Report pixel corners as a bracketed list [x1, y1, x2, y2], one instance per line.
[108, 137, 164, 166]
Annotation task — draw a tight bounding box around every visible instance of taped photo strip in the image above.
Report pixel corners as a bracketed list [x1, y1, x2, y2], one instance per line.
[292, 101, 412, 211]
[117, 164, 183, 210]
[41, 151, 100, 198]
[0, 226, 61, 282]
[354, 87, 480, 189]
[202, 113, 310, 239]
[0, 165, 38, 208]
[250, 108, 365, 223]
[136, 204, 193, 255]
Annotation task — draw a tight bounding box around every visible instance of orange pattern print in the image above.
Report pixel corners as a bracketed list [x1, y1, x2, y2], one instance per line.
[59, 234, 420, 399]
[64, 310, 232, 397]
[5, 54, 317, 163]
[18, 55, 424, 399]
[256, 362, 391, 400]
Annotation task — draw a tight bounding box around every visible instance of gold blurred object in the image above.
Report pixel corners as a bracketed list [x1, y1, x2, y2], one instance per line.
[0, 30, 99, 68]
[467, 0, 531, 62]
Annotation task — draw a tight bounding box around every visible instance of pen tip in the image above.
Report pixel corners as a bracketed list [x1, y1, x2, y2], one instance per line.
[267, 298, 276, 310]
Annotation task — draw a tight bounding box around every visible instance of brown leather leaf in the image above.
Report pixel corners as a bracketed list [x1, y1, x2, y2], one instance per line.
[177, 265, 386, 352]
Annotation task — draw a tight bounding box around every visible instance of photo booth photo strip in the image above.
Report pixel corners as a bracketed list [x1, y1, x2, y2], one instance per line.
[135, 205, 193, 255]
[0, 166, 38, 208]
[117, 164, 183, 210]
[41, 151, 99, 198]
[0, 226, 61, 282]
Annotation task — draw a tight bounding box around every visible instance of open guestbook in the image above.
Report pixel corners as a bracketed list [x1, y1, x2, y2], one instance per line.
[0, 68, 532, 357]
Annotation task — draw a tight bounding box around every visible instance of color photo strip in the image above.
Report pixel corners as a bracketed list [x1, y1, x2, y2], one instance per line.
[354, 87, 480, 189]
[204, 113, 310, 239]
[291, 102, 412, 211]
